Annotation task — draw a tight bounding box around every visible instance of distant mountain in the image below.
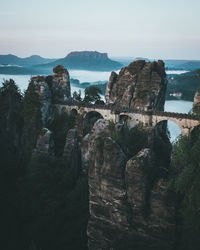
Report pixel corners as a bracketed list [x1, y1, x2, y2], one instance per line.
[0, 65, 50, 75]
[135, 57, 150, 61]
[37, 51, 123, 71]
[0, 54, 56, 66]
[164, 60, 200, 71]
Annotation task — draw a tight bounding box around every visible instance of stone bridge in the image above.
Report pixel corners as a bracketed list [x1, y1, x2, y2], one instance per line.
[55, 103, 200, 136]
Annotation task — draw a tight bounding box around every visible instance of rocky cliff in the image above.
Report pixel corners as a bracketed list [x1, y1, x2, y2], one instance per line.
[105, 60, 167, 111]
[30, 64, 71, 126]
[193, 88, 200, 115]
[83, 60, 175, 249]
[84, 120, 175, 250]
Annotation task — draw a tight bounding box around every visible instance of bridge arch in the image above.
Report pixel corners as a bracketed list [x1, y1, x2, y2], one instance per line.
[152, 115, 194, 137]
[119, 114, 132, 125]
[83, 111, 104, 135]
[154, 120, 181, 141]
[153, 116, 182, 131]
[70, 108, 78, 116]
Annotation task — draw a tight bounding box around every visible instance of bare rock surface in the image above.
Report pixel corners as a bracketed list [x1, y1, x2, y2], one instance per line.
[33, 128, 51, 155]
[51, 64, 71, 103]
[63, 128, 81, 178]
[193, 88, 200, 115]
[86, 120, 175, 250]
[105, 60, 167, 111]
[30, 65, 71, 127]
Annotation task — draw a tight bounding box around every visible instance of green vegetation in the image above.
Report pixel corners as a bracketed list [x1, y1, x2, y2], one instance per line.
[0, 79, 23, 178]
[0, 79, 88, 250]
[23, 81, 42, 163]
[171, 126, 200, 250]
[83, 85, 102, 104]
[19, 154, 89, 250]
[72, 90, 82, 102]
[0, 79, 25, 250]
[108, 122, 148, 158]
[166, 70, 200, 101]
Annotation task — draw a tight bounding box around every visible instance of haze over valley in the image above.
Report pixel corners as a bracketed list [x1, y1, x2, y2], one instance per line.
[1, 1, 200, 250]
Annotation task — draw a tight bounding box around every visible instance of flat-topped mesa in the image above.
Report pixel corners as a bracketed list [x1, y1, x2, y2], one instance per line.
[105, 60, 167, 111]
[67, 51, 108, 60]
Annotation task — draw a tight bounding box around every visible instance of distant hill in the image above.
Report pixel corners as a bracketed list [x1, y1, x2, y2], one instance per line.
[0, 65, 50, 75]
[37, 51, 123, 71]
[164, 60, 200, 71]
[0, 54, 56, 66]
[167, 70, 200, 101]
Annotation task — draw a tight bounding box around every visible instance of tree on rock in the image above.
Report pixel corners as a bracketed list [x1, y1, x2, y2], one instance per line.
[83, 85, 102, 104]
[23, 81, 42, 163]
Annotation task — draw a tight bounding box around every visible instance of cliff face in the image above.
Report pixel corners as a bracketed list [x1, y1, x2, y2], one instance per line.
[105, 60, 167, 111]
[85, 120, 175, 250]
[85, 61, 174, 249]
[30, 65, 71, 126]
[193, 88, 200, 115]
[51, 64, 71, 103]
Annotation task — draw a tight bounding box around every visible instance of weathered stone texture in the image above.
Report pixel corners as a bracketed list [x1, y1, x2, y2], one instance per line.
[193, 88, 200, 116]
[105, 60, 167, 111]
[63, 128, 81, 179]
[33, 128, 52, 155]
[86, 120, 175, 250]
[51, 64, 71, 103]
[30, 65, 71, 127]
[193, 89, 200, 107]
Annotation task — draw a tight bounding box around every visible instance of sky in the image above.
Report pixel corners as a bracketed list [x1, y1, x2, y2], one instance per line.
[0, 0, 200, 60]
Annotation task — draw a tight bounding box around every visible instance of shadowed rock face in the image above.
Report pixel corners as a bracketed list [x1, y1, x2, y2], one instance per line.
[33, 128, 52, 155]
[30, 65, 71, 126]
[51, 65, 71, 103]
[105, 60, 167, 111]
[193, 88, 200, 115]
[63, 128, 81, 179]
[85, 120, 175, 250]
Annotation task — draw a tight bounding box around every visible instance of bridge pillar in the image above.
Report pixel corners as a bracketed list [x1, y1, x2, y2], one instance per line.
[181, 128, 190, 136]
[115, 114, 120, 123]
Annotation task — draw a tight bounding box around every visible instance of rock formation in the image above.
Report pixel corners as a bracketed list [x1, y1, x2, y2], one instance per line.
[85, 120, 175, 250]
[105, 60, 167, 111]
[63, 128, 81, 179]
[51, 64, 71, 103]
[30, 65, 71, 126]
[193, 88, 200, 115]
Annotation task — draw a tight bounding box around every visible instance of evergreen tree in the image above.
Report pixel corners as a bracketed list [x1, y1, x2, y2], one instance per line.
[83, 85, 102, 104]
[22, 81, 42, 163]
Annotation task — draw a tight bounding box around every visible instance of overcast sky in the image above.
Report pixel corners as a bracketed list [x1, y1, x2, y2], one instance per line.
[1, 0, 200, 59]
